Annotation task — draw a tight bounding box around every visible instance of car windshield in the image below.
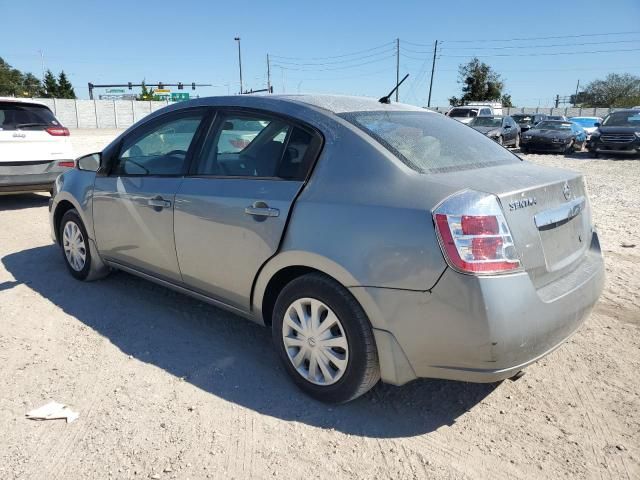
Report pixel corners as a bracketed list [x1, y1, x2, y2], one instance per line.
[470, 117, 502, 127]
[512, 115, 534, 124]
[534, 121, 572, 130]
[448, 108, 478, 118]
[0, 102, 59, 130]
[570, 117, 599, 127]
[339, 111, 518, 173]
[602, 111, 640, 127]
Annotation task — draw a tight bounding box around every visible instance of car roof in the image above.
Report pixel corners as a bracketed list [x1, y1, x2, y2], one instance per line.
[0, 97, 49, 108]
[178, 94, 430, 115]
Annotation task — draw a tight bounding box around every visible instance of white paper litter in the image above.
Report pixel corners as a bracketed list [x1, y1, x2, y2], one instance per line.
[26, 401, 79, 423]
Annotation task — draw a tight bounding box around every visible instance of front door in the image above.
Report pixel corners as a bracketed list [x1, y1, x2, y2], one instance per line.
[174, 110, 320, 310]
[93, 108, 208, 282]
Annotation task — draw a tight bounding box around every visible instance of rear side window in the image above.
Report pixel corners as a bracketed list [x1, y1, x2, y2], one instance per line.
[340, 110, 519, 173]
[0, 102, 60, 131]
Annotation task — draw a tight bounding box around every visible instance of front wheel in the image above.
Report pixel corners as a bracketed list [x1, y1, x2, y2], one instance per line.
[564, 140, 575, 155]
[59, 209, 109, 281]
[272, 273, 380, 403]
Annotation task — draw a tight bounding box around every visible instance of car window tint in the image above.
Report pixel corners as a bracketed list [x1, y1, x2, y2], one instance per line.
[115, 113, 205, 176]
[196, 113, 311, 178]
[340, 110, 518, 173]
[0, 102, 60, 131]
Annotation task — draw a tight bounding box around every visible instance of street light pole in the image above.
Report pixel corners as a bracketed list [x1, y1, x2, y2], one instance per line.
[234, 36, 243, 94]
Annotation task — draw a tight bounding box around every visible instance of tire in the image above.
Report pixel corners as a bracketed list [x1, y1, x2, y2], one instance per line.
[272, 273, 380, 403]
[564, 140, 575, 155]
[59, 209, 107, 281]
[496, 136, 503, 146]
[520, 146, 529, 153]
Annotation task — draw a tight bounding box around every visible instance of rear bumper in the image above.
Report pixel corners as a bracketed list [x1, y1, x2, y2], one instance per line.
[351, 232, 605, 385]
[0, 160, 71, 193]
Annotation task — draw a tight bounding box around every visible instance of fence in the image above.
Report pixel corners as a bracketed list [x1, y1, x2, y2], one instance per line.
[35, 97, 620, 129]
[429, 106, 615, 118]
[35, 98, 170, 129]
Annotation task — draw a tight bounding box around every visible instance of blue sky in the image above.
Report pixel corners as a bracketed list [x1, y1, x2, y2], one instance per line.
[3, 0, 640, 107]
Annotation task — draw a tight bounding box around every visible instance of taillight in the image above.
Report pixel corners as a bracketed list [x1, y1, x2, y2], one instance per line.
[433, 190, 521, 274]
[57, 161, 75, 168]
[46, 126, 70, 136]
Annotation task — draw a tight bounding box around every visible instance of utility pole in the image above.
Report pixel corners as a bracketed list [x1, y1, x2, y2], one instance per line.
[555, 94, 560, 108]
[395, 38, 400, 102]
[427, 40, 438, 108]
[267, 54, 271, 94]
[234, 37, 243, 94]
[38, 50, 45, 84]
[573, 79, 580, 107]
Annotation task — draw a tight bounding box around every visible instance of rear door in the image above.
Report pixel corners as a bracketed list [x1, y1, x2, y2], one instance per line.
[93, 108, 209, 282]
[174, 109, 322, 310]
[0, 101, 72, 167]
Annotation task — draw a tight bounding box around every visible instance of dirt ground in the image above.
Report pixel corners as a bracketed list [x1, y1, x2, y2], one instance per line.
[0, 130, 638, 480]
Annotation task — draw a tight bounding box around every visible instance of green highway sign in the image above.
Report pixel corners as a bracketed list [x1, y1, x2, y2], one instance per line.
[105, 88, 125, 93]
[171, 92, 190, 102]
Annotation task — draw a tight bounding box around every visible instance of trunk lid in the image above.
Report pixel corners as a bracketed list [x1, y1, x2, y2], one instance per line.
[0, 130, 72, 163]
[428, 161, 592, 288]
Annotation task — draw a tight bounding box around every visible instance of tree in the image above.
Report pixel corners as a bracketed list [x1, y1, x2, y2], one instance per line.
[0, 57, 24, 96]
[501, 94, 514, 108]
[137, 80, 154, 101]
[576, 73, 640, 107]
[449, 58, 505, 106]
[43, 70, 59, 98]
[21, 73, 44, 97]
[57, 71, 76, 99]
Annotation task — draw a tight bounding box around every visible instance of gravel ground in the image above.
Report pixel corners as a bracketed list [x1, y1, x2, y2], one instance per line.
[0, 130, 638, 479]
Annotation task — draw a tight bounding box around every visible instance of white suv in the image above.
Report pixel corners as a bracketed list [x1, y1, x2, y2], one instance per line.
[0, 98, 74, 194]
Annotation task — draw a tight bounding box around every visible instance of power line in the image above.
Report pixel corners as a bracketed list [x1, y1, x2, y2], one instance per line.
[439, 47, 640, 58]
[268, 47, 395, 67]
[269, 41, 395, 60]
[271, 54, 396, 72]
[407, 38, 640, 54]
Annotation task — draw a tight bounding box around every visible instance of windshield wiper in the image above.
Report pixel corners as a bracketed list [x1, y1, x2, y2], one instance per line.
[379, 74, 409, 104]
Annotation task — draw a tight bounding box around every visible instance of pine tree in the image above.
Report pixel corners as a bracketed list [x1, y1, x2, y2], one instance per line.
[57, 71, 76, 99]
[138, 80, 154, 101]
[43, 70, 58, 98]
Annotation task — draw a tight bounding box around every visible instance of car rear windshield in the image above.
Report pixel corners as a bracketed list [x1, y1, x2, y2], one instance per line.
[0, 102, 59, 131]
[470, 117, 502, 127]
[448, 108, 478, 118]
[535, 121, 572, 130]
[339, 110, 519, 173]
[602, 111, 640, 127]
[512, 115, 534, 124]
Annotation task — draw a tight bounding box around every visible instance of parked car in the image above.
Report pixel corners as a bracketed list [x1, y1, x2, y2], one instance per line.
[0, 98, 74, 194]
[50, 95, 604, 403]
[520, 120, 587, 153]
[587, 109, 640, 157]
[446, 105, 495, 124]
[569, 116, 603, 139]
[511, 113, 547, 133]
[468, 115, 520, 147]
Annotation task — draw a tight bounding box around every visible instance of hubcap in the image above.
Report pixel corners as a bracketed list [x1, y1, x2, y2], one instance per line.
[282, 298, 349, 386]
[62, 221, 87, 272]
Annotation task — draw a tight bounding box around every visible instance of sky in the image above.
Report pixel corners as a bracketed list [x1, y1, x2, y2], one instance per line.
[2, 0, 640, 107]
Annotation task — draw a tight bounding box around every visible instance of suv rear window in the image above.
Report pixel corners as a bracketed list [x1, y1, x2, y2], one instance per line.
[0, 102, 60, 131]
[340, 111, 519, 173]
[448, 108, 477, 118]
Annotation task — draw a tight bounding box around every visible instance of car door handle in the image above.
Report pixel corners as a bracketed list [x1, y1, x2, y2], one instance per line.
[244, 204, 279, 217]
[148, 197, 172, 209]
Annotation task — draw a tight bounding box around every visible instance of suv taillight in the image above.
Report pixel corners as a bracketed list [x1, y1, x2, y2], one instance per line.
[46, 126, 70, 136]
[433, 190, 521, 274]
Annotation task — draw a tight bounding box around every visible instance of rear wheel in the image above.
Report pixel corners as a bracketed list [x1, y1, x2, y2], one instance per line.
[272, 273, 380, 403]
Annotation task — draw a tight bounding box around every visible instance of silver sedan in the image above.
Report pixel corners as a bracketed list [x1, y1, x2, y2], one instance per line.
[49, 95, 604, 403]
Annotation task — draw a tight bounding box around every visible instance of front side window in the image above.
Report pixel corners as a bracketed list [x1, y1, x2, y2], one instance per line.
[340, 110, 518, 173]
[195, 113, 315, 179]
[114, 111, 205, 175]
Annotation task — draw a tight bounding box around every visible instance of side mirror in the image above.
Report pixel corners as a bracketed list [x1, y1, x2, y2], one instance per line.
[77, 153, 101, 172]
[594, 122, 601, 127]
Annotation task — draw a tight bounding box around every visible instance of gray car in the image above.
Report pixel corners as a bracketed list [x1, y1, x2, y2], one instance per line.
[49, 95, 604, 403]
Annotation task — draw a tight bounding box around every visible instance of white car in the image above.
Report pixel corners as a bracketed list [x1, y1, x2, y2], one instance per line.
[446, 104, 502, 124]
[0, 98, 74, 194]
[569, 116, 603, 138]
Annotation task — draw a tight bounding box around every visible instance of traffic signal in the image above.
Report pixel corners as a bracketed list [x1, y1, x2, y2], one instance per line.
[158, 82, 164, 89]
[192, 82, 196, 90]
[178, 82, 183, 90]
